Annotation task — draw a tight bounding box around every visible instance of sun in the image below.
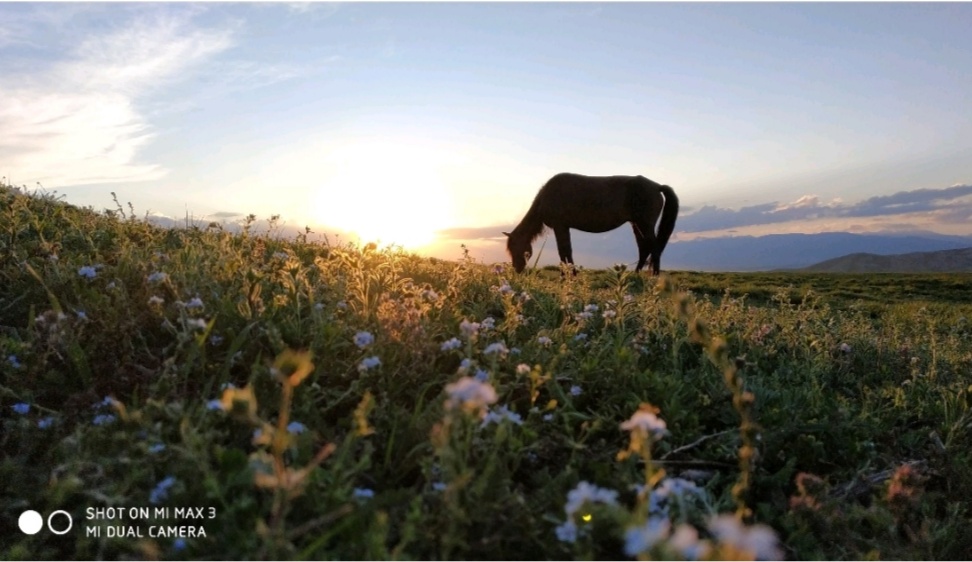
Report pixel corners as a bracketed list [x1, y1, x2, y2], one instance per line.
[312, 139, 455, 250]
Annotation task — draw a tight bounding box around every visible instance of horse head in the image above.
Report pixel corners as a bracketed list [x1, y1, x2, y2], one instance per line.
[504, 231, 532, 273]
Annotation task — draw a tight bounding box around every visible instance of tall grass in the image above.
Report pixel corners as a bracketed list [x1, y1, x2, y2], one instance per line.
[2, 182, 971, 559]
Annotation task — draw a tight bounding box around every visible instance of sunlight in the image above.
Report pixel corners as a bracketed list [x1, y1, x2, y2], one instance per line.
[313, 139, 455, 250]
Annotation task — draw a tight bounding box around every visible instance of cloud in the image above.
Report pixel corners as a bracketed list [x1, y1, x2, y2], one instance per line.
[0, 7, 233, 187]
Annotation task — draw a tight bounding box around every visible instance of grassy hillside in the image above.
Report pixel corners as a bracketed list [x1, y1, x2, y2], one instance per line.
[801, 248, 972, 274]
[3, 183, 972, 560]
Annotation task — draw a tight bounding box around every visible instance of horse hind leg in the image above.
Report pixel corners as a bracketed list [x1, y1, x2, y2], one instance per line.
[631, 223, 652, 273]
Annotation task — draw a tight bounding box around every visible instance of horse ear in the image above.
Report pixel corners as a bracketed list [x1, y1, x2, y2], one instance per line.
[502, 231, 510, 237]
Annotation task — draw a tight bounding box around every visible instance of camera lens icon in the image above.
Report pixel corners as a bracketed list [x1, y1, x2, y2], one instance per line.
[18, 510, 73, 535]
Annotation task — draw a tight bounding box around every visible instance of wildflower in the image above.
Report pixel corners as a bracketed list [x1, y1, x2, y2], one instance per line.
[457, 358, 474, 374]
[148, 443, 167, 454]
[481, 316, 496, 331]
[150, 476, 177, 504]
[708, 515, 782, 561]
[107, 281, 116, 290]
[354, 331, 375, 349]
[12, 402, 30, 415]
[481, 405, 523, 427]
[519, 291, 531, 302]
[623, 294, 634, 303]
[272, 251, 288, 260]
[543, 413, 554, 422]
[564, 481, 619, 516]
[497, 281, 514, 296]
[286, 421, 307, 435]
[186, 318, 207, 330]
[656, 477, 704, 500]
[483, 342, 508, 357]
[510, 347, 521, 355]
[620, 408, 668, 438]
[185, 297, 204, 310]
[147, 271, 168, 283]
[440, 337, 462, 351]
[624, 517, 672, 557]
[584, 303, 599, 313]
[353, 487, 375, 500]
[516, 363, 531, 375]
[423, 289, 439, 301]
[37, 417, 55, 429]
[537, 335, 552, 346]
[210, 334, 224, 346]
[670, 524, 710, 560]
[172, 538, 187, 551]
[93, 414, 116, 426]
[76, 310, 87, 320]
[206, 399, 224, 411]
[358, 356, 381, 372]
[474, 369, 489, 383]
[570, 385, 582, 396]
[220, 382, 236, 390]
[839, 342, 852, 353]
[575, 311, 593, 321]
[314, 302, 325, 311]
[574, 333, 588, 342]
[459, 319, 480, 339]
[444, 376, 498, 417]
[432, 481, 447, 492]
[148, 296, 165, 306]
[555, 520, 578, 543]
[336, 300, 348, 309]
[95, 396, 114, 408]
[78, 266, 97, 279]
[8, 355, 21, 368]
[603, 309, 617, 319]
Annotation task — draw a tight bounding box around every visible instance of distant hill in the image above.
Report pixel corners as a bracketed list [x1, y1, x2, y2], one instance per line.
[652, 233, 972, 271]
[802, 247, 972, 273]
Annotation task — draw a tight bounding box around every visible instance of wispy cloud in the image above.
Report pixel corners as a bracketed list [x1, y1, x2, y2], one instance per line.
[0, 7, 233, 187]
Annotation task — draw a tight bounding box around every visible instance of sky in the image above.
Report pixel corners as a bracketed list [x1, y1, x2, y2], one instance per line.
[2, 2, 972, 267]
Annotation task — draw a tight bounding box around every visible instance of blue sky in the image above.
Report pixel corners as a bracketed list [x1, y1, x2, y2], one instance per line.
[2, 2, 971, 265]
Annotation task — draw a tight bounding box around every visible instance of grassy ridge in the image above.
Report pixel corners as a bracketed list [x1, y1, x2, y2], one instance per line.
[2, 183, 971, 560]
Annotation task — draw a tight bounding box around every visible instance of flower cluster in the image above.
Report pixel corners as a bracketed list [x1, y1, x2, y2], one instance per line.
[443, 376, 497, 418]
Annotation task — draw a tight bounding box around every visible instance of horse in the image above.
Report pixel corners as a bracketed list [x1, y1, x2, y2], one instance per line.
[504, 173, 679, 275]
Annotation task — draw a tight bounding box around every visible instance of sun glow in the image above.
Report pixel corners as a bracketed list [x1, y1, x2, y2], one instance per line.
[312, 139, 456, 250]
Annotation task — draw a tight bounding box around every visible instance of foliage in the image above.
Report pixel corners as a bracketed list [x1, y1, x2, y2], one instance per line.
[2, 182, 971, 559]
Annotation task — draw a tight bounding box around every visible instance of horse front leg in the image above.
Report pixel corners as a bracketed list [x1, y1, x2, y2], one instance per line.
[553, 226, 577, 277]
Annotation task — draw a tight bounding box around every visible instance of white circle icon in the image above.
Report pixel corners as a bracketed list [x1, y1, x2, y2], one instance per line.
[18, 510, 43, 535]
[47, 510, 73, 535]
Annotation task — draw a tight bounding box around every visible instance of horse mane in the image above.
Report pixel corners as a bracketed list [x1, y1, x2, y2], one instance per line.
[509, 194, 546, 246]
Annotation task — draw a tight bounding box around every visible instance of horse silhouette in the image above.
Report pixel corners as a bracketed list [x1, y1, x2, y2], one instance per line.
[505, 173, 679, 275]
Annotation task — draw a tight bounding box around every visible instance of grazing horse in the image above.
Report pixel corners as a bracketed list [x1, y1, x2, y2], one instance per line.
[504, 173, 679, 275]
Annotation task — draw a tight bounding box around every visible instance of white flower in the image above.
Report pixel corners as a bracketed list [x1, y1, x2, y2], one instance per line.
[584, 303, 599, 313]
[481, 317, 496, 331]
[78, 266, 97, 279]
[542, 413, 554, 422]
[481, 404, 523, 427]
[574, 333, 588, 341]
[460, 319, 480, 339]
[624, 517, 671, 557]
[354, 331, 375, 349]
[575, 311, 593, 321]
[187, 318, 208, 330]
[620, 409, 668, 438]
[148, 296, 165, 306]
[147, 271, 168, 283]
[537, 336, 552, 346]
[483, 342, 508, 357]
[670, 524, 710, 560]
[555, 520, 578, 543]
[516, 363, 531, 375]
[496, 281, 514, 296]
[603, 309, 617, 319]
[185, 297, 204, 310]
[441, 337, 462, 351]
[564, 481, 619, 517]
[358, 356, 381, 371]
[336, 300, 348, 309]
[444, 376, 497, 416]
[708, 515, 782, 561]
[839, 342, 852, 353]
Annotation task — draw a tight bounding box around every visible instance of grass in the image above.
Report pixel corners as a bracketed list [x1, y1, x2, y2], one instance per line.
[2, 181, 972, 560]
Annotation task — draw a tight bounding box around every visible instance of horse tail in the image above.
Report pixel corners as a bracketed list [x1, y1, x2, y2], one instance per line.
[656, 185, 679, 254]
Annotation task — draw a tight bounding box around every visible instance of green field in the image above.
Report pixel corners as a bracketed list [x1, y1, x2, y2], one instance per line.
[3, 183, 971, 560]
